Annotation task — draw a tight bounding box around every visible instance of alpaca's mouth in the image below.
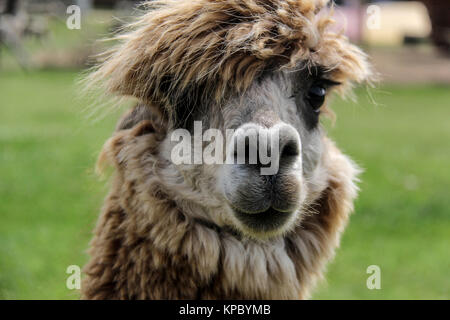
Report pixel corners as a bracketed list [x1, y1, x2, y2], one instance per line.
[232, 206, 293, 233]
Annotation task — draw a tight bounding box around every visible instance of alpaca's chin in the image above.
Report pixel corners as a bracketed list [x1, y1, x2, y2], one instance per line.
[231, 207, 299, 239]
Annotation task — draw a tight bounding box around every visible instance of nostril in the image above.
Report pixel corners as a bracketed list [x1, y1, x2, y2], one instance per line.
[230, 123, 300, 169]
[281, 140, 299, 158]
[277, 124, 301, 163]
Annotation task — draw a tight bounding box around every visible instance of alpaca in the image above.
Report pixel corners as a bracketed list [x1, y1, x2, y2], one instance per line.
[82, 0, 373, 299]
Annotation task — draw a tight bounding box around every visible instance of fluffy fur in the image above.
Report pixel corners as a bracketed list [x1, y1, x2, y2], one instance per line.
[86, 0, 371, 123]
[82, 123, 358, 299]
[82, 0, 372, 299]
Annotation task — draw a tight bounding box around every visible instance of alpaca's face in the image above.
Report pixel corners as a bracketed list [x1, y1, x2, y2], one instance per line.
[90, 0, 371, 241]
[157, 66, 336, 239]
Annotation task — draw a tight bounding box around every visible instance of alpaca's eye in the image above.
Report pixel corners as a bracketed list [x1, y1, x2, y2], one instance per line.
[307, 85, 326, 112]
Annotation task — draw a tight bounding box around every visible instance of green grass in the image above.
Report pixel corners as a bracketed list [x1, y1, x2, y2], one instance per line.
[0, 70, 449, 299]
[0, 70, 121, 299]
[315, 85, 450, 299]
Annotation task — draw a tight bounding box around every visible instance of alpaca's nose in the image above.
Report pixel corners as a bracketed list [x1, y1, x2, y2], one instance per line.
[228, 123, 301, 175]
[221, 122, 302, 233]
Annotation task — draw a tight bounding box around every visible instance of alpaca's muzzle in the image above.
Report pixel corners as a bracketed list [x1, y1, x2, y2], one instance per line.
[220, 123, 303, 236]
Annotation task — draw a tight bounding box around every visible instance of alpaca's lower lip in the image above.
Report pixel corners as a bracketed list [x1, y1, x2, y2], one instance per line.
[232, 206, 293, 232]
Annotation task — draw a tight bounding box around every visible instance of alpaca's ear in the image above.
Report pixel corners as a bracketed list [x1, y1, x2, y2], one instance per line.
[116, 105, 153, 131]
[116, 104, 166, 133]
[96, 115, 162, 175]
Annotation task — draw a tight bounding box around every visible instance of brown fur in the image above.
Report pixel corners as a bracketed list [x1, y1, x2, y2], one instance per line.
[86, 0, 371, 123]
[82, 123, 358, 299]
[82, 0, 372, 299]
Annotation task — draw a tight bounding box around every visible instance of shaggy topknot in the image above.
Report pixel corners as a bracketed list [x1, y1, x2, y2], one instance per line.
[88, 0, 371, 122]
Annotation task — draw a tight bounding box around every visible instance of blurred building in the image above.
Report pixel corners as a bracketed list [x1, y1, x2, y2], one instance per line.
[334, 0, 449, 54]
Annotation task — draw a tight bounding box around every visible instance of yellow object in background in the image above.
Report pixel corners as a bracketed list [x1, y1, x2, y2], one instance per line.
[362, 1, 432, 46]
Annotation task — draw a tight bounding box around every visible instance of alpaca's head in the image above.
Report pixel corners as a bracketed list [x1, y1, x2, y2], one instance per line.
[90, 0, 372, 239]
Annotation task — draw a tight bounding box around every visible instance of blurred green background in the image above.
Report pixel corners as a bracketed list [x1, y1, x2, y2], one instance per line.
[0, 3, 449, 299]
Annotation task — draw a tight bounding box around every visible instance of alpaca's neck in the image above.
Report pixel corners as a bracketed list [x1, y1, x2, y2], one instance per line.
[82, 162, 352, 299]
